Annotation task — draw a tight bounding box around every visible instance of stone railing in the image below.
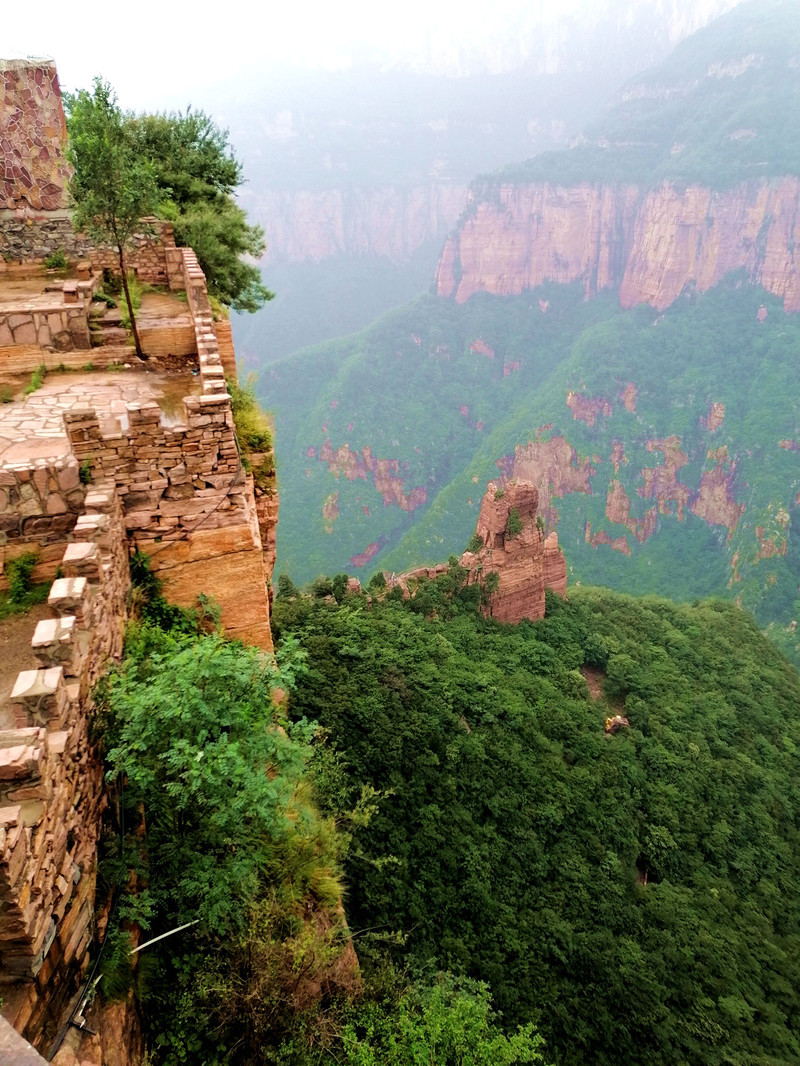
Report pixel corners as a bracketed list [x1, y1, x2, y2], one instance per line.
[0, 483, 130, 1042]
[177, 246, 237, 381]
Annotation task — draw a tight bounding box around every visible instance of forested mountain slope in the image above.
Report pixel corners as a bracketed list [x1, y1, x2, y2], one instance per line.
[264, 0, 800, 661]
[274, 578, 800, 1065]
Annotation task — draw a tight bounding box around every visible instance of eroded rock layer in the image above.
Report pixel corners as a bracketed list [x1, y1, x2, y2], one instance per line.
[461, 480, 566, 624]
[436, 178, 800, 312]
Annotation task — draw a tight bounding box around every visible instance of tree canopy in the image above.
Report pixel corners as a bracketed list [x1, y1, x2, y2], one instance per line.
[127, 108, 274, 312]
[272, 574, 800, 1065]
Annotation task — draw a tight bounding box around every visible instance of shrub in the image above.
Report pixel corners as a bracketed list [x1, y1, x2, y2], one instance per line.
[6, 552, 38, 604]
[467, 533, 484, 553]
[24, 364, 47, 395]
[44, 249, 67, 269]
[507, 507, 523, 536]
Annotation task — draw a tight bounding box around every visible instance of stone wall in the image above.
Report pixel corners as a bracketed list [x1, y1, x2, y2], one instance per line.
[0, 483, 130, 1045]
[0, 301, 92, 354]
[64, 391, 272, 647]
[0, 457, 86, 591]
[1, 62, 70, 213]
[0, 216, 182, 290]
[0, 209, 277, 1050]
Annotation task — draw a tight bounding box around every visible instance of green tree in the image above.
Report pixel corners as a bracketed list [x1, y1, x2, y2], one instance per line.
[65, 78, 157, 359]
[341, 974, 550, 1065]
[127, 109, 274, 312]
[104, 625, 313, 933]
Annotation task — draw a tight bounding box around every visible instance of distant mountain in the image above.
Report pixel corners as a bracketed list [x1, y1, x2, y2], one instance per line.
[230, 1, 739, 364]
[262, 0, 800, 662]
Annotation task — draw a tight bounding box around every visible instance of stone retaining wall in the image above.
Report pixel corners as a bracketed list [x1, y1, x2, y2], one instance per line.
[0, 217, 182, 291]
[0, 483, 130, 1045]
[0, 303, 92, 354]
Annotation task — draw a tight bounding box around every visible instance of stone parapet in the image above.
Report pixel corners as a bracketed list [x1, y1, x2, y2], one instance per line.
[0, 479, 129, 1044]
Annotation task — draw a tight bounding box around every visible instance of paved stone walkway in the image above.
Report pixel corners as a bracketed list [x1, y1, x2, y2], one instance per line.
[0, 370, 200, 466]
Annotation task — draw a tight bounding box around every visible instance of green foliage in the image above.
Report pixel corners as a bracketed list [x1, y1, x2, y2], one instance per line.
[65, 78, 158, 357]
[104, 630, 312, 933]
[127, 108, 273, 312]
[79, 459, 92, 485]
[24, 364, 47, 395]
[273, 584, 800, 1066]
[227, 373, 276, 490]
[507, 507, 523, 536]
[44, 248, 67, 269]
[92, 290, 117, 308]
[97, 610, 359, 1063]
[4, 551, 40, 605]
[467, 533, 483, 553]
[340, 973, 549, 1065]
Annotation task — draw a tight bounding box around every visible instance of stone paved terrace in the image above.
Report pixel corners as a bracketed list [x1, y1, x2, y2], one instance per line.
[0, 368, 202, 466]
[0, 273, 73, 314]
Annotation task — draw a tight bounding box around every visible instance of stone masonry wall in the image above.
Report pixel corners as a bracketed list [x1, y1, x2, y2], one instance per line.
[0, 217, 182, 290]
[0, 457, 86, 592]
[0, 483, 130, 1046]
[1, 62, 70, 213]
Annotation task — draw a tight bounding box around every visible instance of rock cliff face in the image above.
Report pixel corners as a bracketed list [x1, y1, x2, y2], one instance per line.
[460, 480, 566, 624]
[259, 182, 468, 263]
[436, 178, 800, 312]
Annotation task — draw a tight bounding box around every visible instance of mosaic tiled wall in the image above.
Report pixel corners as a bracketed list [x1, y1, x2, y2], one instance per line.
[1, 60, 71, 212]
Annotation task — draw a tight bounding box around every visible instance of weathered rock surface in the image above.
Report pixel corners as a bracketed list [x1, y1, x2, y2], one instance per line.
[258, 183, 468, 263]
[461, 480, 566, 624]
[436, 178, 800, 312]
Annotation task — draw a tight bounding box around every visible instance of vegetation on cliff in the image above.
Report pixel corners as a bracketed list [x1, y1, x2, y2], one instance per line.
[96, 567, 547, 1064]
[127, 108, 274, 312]
[267, 279, 800, 662]
[66, 78, 158, 358]
[272, 576, 800, 1065]
[65, 84, 272, 313]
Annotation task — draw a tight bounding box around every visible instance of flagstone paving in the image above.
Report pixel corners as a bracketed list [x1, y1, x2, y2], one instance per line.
[0, 370, 202, 466]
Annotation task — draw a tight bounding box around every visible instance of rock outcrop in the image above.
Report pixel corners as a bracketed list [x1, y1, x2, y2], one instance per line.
[436, 178, 800, 312]
[460, 480, 566, 624]
[258, 182, 468, 263]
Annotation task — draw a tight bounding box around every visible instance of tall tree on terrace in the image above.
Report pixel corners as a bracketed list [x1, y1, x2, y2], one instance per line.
[65, 78, 158, 359]
[126, 108, 274, 313]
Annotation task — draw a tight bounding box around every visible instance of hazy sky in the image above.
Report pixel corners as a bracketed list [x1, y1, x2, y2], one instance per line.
[5, 0, 739, 111]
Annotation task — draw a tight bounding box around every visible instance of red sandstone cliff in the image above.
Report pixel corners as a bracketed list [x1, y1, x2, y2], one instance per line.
[258, 182, 468, 263]
[436, 178, 800, 312]
[460, 480, 566, 624]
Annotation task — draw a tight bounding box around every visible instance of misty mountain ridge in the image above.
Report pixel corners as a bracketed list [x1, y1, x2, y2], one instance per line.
[261, 0, 800, 668]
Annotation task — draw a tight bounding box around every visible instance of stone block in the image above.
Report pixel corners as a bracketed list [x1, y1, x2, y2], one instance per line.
[48, 576, 88, 613]
[61, 540, 99, 578]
